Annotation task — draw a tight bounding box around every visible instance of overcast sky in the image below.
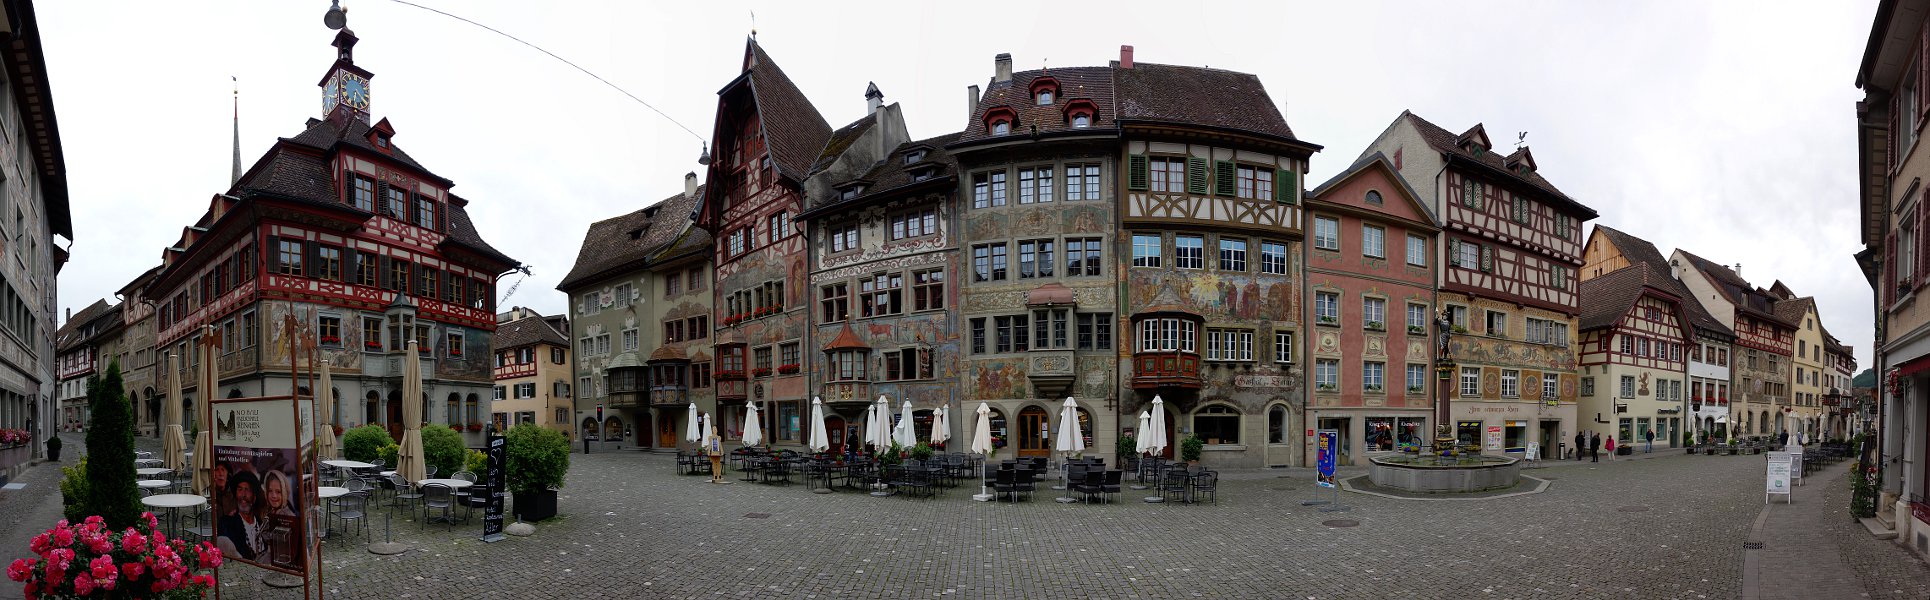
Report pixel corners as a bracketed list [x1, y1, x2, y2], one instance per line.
[41, 1, 1878, 368]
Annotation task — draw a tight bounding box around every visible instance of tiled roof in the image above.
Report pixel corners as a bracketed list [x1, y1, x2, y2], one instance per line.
[1773, 296, 1816, 328]
[494, 314, 567, 350]
[956, 66, 1116, 145]
[237, 150, 337, 205]
[1592, 226, 1731, 337]
[806, 132, 963, 217]
[648, 343, 689, 363]
[285, 117, 434, 176]
[1578, 265, 1654, 331]
[442, 198, 516, 267]
[1402, 111, 1597, 219]
[1113, 62, 1300, 142]
[823, 324, 869, 351]
[809, 115, 877, 176]
[1677, 249, 1794, 328]
[55, 299, 114, 352]
[557, 186, 706, 291]
[743, 41, 832, 182]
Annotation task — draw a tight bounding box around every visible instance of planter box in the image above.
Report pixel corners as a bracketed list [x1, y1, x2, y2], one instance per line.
[513, 489, 558, 522]
[0, 444, 29, 470]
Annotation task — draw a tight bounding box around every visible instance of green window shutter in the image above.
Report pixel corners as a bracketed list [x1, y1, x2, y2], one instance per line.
[265, 236, 281, 273]
[1186, 157, 1209, 195]
[1214, 160, 1236, 196]
[1480, 246, 1494, 273]
[1275, 169, 1297, 204]
[1447, 241, 1459, 267]
[1127, 155, 1149, 191]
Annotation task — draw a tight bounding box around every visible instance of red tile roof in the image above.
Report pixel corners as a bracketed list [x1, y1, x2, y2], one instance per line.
[1401, 111, 1596, 219]
[741, 40, 832, 182]
[557, 186, 708, 291]
[1114, 62, 1302, 143]
[823, 324, 868, 351]
[956, 66, 1116, 146]
[1591, 225, 1730, 338]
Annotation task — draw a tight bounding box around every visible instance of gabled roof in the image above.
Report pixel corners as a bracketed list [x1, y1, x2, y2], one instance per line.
[1400, 111, 1596, 219]
[1676, 249, 1796, 329]
[1591, 226, 1732, 338]
[557, 185, 708, 291]
[494, 314, 568, 350]
[803, 132, 963, 219]
[1578, 265, 1677, 331]
[1773, 296, 1816, 328]
[823, 324, 869, 351]
[1113, 62, 1311, 147]
[738, 40, 833, 182]
[1307, 151, 1441, 229]
[284, 116, 438, 181]
[808, 114, 878, 176]
[956, 66, 1116, 146]
[55, 299, 116, 353]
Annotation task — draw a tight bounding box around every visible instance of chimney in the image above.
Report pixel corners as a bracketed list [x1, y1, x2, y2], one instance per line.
[1733, 263, 1743, 277]
[684, 172, 699, 200]
[966, 85, 980, 120]
[865, 81, 883, 114]
[994, 53, 1013, 83]
[1119, 45, 1134, 69]
[64, 307, 70, 323]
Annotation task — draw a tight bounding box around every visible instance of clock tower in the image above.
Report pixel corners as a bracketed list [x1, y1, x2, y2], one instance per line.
[318, 27, 373, 125]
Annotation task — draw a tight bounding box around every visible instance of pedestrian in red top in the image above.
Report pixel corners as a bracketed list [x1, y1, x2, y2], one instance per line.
[1606, 435, 1617, 461]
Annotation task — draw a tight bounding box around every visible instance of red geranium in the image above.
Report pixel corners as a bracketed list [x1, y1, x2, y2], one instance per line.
[8, 513, 220, 599]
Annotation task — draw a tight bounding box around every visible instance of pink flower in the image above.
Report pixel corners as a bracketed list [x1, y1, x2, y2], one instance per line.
[82, 515, 102, 526]
[191, 573, 214, 588]
[27, 533, 48, 555]
[51, 528, 73, 548]
[121, 531, 147, 554]
[46, 548, 72, 571]
[73, 573, 94, 595]
[6, 559, 31, 582]
[42, 565, 63, 587]
[89, 555, 115, 580]
[121, 561, 144, 580]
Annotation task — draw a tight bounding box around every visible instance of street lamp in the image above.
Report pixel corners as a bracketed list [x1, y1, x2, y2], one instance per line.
[323, 0, 347, 30]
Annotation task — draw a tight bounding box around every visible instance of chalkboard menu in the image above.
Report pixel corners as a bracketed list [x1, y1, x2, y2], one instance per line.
[481, 433, 506, 542]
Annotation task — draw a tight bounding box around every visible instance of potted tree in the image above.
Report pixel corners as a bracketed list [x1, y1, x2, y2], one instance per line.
[507, 423, 571, 522]
[43, 433, 59, 461]
[1180, 434, 1205, 465]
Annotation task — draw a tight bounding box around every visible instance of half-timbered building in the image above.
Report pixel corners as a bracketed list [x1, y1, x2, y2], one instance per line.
[950, 53, 1120, 461]
[488, 308, 572, 439]
[1673, 250, 1796, 439]
[799, 88, 963, 452]
[1360, 112, 1596, 456]
[559, 177, 712, 450]
[1575, 265, 1689, 451]
[697, 40, 836, 449]
[1581, 226, 1730, 449]
[1302, 154, 1436, 466]
[139, 28, 518, 445]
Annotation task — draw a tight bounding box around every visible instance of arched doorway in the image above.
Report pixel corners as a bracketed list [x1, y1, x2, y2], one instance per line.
[581, 417, 599, 440]
[603, 417, 624, 443]
[386, 391, 403, 442]
[1016, 406, 1049, 458]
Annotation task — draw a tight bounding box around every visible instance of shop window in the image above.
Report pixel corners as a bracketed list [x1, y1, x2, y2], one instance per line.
[1193, 404, 1240, 444]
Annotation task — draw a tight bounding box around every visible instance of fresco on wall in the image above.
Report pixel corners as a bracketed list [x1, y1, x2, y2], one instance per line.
[1451, 338, 1579, 372]
[969, 359, 1028, 400]
[1126, 272, 1300, 324]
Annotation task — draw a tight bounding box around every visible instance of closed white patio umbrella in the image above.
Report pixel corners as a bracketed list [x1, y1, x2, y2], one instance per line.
[699, 413, 712, 444]
[1135, 411, 1152, 454]
[1144, 396, 1169, 503]
[315, 359, 338, 461]
[191, 329, 217, 496]
[808, 397, 830, 453]
[892, 400, 917, 448]
[929, 406, 950, 448]
[1053, 397, 1085, 503]
[970, 402, 995, 501]
[743, 401, 763, 447]
[684, 403, 701, 445]
[870, 396, 893, 452]
[395, 341, 427, 483]
[161, 353, 187, 473]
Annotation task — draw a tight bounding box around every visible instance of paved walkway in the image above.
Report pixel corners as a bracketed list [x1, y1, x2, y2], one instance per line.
[2, 437, 1926, 598]
[1752, 459, 1930, 600]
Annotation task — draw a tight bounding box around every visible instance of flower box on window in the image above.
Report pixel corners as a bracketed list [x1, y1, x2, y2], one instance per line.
[1407, 325, 1425, 335]
[1365, 321, 1385, 331]
[417, 346, 430, 355]
[777, 363, 801, 375]
[1407, 386, 1425, 394]
[1364, 385, 1383, 392]
[1317, 315, 1338, 326]
[467, 423, 483, 432]
[1316, 384, 1337, 392]
[364, 341, 383, 351]
[449, 347, 463, 357]
[717, 369, 747, 380]
[320, 335, 342, 345]
[751, 367, 772, 377]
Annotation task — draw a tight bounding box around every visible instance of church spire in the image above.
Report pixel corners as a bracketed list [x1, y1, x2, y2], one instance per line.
[231, 76, 242, 186]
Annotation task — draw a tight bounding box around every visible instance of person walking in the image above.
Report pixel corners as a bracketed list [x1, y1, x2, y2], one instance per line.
[1589, 432, 1601, 463]
[1606, 435, 1617, 461]
[1644, 428, 1654, 453]
[1575, 431, 1585, 461]
[1778, 429, 1788, 449]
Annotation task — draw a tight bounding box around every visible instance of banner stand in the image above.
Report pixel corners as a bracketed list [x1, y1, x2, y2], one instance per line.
[1766, 451, 1794, 505]
[1304, 430, 1349, 511]
[212, 314, 327, 600]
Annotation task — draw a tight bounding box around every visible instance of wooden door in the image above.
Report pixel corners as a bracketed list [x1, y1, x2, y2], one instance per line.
[386, 398, 403, 442]
[826, 417, 847, 454]
[1018, 407, 1049, 458]
[659, 412, 677, 448]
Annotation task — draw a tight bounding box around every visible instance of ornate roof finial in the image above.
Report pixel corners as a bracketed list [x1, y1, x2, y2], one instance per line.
[231, 76, 241, 187]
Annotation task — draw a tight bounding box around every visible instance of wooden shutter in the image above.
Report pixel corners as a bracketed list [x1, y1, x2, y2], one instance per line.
[375, 182, 391, 217]
[1479, 245, 1493, 273]
[1127, 155, 1149, 191]
[411, 263, 425, 296]
[1920, 23, 1930, 121]
[379, 256, 394, 290]
[1918, 201, 1929, 285]
[306, 241, 321, 280]
[1893, 95, 1902, 175]
[1186, 157, 1209, 195]
[1214, 160, 1237, 196]
[436, 200, 448, 232]
[1887, 232, 1899, 303]
[264, 236, 281, 274]
[1448, 240, 1460, 267]
[1275, 168, 1297, 204]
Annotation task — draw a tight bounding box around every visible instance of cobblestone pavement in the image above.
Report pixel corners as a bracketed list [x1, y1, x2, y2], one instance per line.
[3, 437, 1926, 599]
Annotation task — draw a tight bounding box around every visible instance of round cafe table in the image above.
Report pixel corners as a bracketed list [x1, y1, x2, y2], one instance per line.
[140, 494, 207, 538]
[414, 479, 472, 524]
[322, 460, 374, 470]
[136, 467, 171, 477]
[317, 487, 350, 538]
[137, 480, 172, 492]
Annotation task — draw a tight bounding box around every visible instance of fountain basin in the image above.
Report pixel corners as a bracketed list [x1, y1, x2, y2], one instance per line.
[1367, 454, 1521, 493]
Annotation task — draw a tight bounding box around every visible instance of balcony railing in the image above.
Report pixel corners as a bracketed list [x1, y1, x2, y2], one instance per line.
[1131, 351, 1201, 390]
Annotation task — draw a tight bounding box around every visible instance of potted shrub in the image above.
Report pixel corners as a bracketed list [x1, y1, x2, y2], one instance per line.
[43, 435, 59, 461]
[1180, 434, 1204, 465]
[377, 442, 401, 468]
[506, 423, 571, 522]
[420, 424, 467, 476]
[465, 449, 488, 475]
[909, 442, 935, 462]
[1727, 440, 1739, 455]
[342, 424, 392, 463]
[1407, 324, 1426, 335]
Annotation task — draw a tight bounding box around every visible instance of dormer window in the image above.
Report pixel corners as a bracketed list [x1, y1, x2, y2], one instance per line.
[1071, 114, 1091, 128]
[373, 135, 389, 148]
[983, 106, 1018, 137]
[992, 121, 1012, 136]
[1037, 90, 1054, 105]
[904, 150, 927, 164]
[840, 186, 864, 201]
[910, 167, 935, 182]
[1063, 99, 1099, 129]
[1029, 76, 1061, 106]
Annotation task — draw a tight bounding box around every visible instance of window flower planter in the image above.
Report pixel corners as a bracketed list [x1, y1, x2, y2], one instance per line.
[467, 423, 484, 432]
[1365, 321, 1385, 331]
[364, 341, 383, 351]
[751, 367, 772, 377]
[320, 335, 342, 345]
[1317, 316, 1339, 326]
[777, 364, 801, 375]
[1407, 325, 1425, 335]
[1316, 384, 1337, 392]
[1364, 385, 1383, 392]
[1407, 386, 1425, 394]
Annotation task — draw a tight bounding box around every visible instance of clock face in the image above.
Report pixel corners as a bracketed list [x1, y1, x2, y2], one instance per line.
[342, 74, 369, 110]
[323, 76, 340, 114]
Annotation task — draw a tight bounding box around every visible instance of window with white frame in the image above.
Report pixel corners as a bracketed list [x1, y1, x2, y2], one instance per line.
[1362, 224, 1385, 258]
[1017, 239, 1055, 279]
[1315, 291, 1339, 324]
[1018, 167, 1055, 204]
[1204, 329, 1253, 361]
[1137, 318, 1196, 353]
[1175, 235, 1204, 269]
[1219, 238, 1247, 272]
[1620, 375, 1636, 398]
[1501, 370, 1519, 398]
[1461, 367, 1481, 397]
[1315, 359, 1338, 391]
[1363, 361, 1385, 391]
[1132, 234, 1162, 268]
[1582, 377, 1596, 396]
[1543, 373, 1559, 400]
[1455, 240, 1479, 269]
[972, 171, 1007, 208]
[1406, 303, 1428, 334]
[1406, 233, 1427, 266]
[1274, 331, 1293, 364]
[1363, 297, 1386, 330]
[1064, 164, 1101, 200]
[1407, 364, 1427, 392]
[1260, 241, 1288, 274]
[1313, 216, 1339, 251]
[1485, 310, 1507, 337]
[1149, 157, 1185, 193]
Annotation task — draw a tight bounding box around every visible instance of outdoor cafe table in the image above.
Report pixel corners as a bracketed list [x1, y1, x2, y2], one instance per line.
[136, 467, 170, 478]
[134, 458, 162, 467]
[317, 487, 349, 537]
[413, 479, 472, 524]
[137, 479, 172, 492]
[322, 460, 374, 470]
[140, 494, 207, 538]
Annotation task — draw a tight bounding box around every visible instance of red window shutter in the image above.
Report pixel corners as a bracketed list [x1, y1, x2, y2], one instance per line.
[1920, 24, 1930, 120]
[1888, 232, 1899, 304]
[1894, 94, 1903, 175]
[1918, 202, 1929, 284]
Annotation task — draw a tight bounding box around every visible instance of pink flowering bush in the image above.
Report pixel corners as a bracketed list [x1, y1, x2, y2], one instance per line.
[8, 512, 220, 598]
[0, 428, 28, 446]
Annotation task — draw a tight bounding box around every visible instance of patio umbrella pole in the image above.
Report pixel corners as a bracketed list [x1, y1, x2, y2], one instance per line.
[1055, 450, 1077, 503]
[368, 509, 408, 555]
